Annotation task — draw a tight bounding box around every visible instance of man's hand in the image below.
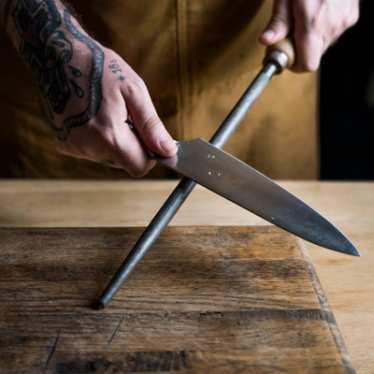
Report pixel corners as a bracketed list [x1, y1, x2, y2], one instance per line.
[4, 0, 177, 177]
[56, 47, 177, 176]
[260, 0, 360, 72]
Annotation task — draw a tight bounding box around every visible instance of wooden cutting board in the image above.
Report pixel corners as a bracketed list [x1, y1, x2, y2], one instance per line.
[0, 226, 354, 373]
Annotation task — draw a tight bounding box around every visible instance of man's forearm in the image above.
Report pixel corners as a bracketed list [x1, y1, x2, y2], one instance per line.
[2, 0, 105, 140]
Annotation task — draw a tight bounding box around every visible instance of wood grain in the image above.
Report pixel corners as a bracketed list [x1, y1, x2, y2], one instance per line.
[0, 180, 372, 372]
[0, 226, 354, 373]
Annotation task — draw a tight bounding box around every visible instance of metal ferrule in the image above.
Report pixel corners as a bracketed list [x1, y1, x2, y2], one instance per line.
[264, 50, 289, 74]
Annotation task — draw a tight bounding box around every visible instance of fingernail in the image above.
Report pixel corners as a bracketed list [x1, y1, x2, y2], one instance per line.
[160, 139, 177, 156]
[263, 29, 275, 42]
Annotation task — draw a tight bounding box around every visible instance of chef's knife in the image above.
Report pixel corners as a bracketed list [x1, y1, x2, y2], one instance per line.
[158, 138, 359, 256]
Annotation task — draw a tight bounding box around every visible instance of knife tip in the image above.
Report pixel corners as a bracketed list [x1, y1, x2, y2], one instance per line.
[335, 236, 361, 257]
[350, 245, 361, 257]
[312, 217, 361, 257]
[314, 223, 361, 257]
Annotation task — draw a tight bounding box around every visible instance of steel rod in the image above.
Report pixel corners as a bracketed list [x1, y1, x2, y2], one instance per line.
[95, 62, 278, 309]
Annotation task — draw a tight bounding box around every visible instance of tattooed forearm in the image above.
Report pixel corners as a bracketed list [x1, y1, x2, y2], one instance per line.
[13, 0, 73, 113]
[10, 0, 104, 140]
[60, 9, 104, 139]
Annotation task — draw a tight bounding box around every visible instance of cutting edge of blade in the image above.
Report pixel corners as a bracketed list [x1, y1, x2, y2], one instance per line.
[158, 139, 361, 257]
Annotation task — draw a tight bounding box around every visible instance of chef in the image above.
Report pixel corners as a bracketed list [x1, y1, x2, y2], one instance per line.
[0, 0, 359, 178]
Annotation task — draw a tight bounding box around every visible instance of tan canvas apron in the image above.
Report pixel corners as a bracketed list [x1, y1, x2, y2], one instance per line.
[0, 0, 317, 178]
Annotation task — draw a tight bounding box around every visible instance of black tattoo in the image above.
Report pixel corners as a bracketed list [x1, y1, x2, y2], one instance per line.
[70, 78, 84, 98]
[13, 0, 71, 113]
[12, 0, 104, 140]
[109, 59, 125, 81]
[69, 65, 82, 77]
[109, 59, 121, 73]
[61, 10, 104, 139]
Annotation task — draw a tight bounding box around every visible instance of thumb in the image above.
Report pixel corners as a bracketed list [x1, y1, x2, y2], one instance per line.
[122, 78, 177, 157]
[260, 0, 291, 45]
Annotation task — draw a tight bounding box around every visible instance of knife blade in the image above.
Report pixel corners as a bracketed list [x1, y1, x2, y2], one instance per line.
[158, 138, 360, 256]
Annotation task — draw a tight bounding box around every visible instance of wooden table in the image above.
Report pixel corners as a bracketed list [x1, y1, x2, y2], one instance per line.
[0, 180, 373, 372]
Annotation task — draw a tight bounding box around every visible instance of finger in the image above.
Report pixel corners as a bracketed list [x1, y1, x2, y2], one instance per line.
[110, 118, 156, 177]
[121, 79, 177, 158]
[57, 85, 156, 177]
[56, 121, 154, 177]
[293, 21, 324, 72]
[260, 0, 291, 45]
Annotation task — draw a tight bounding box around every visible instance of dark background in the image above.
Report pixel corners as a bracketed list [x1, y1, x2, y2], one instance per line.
[319, 0, 374, 180]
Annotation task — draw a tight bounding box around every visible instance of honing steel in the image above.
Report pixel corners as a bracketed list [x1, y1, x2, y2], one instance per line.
[94, 39, 359, 310]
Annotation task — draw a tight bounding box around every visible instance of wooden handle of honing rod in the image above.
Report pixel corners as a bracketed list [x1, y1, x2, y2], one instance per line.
[265, 37, 296, 72]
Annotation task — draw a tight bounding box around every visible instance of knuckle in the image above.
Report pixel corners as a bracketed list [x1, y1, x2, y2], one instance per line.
[141, 115, 162, 137]
[90, 121, 115, 145]
[352, 9, 360, 24]
[123, 77, 148, 98]
[295, 1, 323, 32]
[131, 76, 147, 90]
[101, 133, 116, 150]
[122, 79, 137, 97]
[135, 77, 147, 91]
[347, 12, 359, 28]
[304, 59, 319, 72]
